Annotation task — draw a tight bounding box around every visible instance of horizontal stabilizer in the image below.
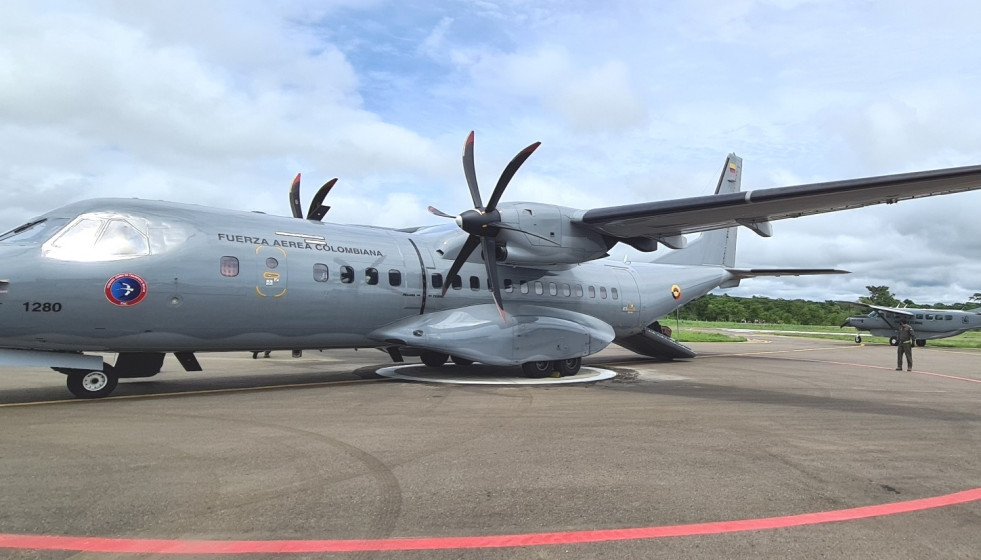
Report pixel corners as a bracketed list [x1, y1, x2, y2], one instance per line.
[727, 268, 849, 278]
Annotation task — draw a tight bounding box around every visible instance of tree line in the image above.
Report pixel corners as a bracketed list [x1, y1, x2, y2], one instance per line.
[673, 286, 981, 326]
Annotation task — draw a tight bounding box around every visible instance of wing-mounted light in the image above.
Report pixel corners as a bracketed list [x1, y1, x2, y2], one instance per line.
[289, 173, 338, 222]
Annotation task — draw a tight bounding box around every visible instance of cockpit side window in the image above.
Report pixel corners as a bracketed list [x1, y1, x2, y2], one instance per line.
[0, 218, 71, 244]
[42, 213, 150, 261]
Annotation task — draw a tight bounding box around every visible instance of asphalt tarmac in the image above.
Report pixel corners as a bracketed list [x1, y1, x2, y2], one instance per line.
[1, 336, 979, 559]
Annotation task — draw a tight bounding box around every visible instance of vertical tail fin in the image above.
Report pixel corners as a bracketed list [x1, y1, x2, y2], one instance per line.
[652, 153, 742, 267]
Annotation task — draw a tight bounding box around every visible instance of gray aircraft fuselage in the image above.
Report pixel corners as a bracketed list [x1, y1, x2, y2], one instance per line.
[0, 199, 721, 356]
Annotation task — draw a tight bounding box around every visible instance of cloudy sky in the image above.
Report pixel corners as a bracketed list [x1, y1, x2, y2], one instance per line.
[2, 0, 980, 305]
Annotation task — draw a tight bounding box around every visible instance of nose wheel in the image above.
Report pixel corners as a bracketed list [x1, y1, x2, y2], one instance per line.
[64, 365, 119, 399]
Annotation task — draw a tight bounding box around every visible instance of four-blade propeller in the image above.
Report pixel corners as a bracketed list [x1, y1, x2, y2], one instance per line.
[427, 131, 542, 320]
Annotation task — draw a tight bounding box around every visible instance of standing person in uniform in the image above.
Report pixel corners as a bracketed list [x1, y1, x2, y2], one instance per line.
[896, 319, 915, 371]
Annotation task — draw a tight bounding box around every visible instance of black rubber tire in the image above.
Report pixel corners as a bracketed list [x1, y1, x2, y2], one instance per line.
[915, 339, 926, 347]
[451, 356, 474, 366]
[556, 357, 582, 377]
[854, 335, 862, 344]
[420, 351, 449, 367]
[66, 366, 119, 399]
[521, 360, 553, 378]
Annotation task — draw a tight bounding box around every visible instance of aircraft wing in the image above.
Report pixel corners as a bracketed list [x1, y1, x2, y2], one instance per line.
[836, 301, 915, 317]
[574, 163, 981, 240]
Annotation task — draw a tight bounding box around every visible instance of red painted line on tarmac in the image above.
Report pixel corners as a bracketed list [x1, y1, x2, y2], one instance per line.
[2, 487, 980, 554]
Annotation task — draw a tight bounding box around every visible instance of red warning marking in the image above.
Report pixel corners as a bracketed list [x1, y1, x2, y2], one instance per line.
[1, 487, 979, 554]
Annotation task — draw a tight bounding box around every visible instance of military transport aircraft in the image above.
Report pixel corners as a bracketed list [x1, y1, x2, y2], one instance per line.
[2, 131, 981, 398]
[840, 301, 981, 345]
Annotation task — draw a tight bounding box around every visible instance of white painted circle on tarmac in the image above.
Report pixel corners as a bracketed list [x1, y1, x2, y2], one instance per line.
[376, 364, 617, 385]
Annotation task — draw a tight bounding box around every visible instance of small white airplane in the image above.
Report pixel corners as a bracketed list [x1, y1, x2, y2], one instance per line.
[3, 131, 981, 398]
[840, 301, 981, 345]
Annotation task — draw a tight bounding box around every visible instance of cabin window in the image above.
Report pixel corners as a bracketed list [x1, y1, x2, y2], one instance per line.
[265, 257, 279, 269]
[600, 287, 608, 299]
[388, 269, 401, 286]
[548, 282, 557, 296]
[588, 286, 596, 298]
[574, 284, 583, 297]
[431, 273, 443, 289]
[504, 279, 513, 293]
[313, 263, 329, 282]
[561, 283, 571, 297]
[220, 256, 240, 277]
[926, 314, 934, 320]
[535, 281, 544, 295]
[340, 265, 354, 284]
[946, 315, 953, 320]
[470, 276, 480, 290]
[519, 280, 528, 294]
[365, 267, 379, 285]
[916, 314, 923, 319]
[451, 275, 462, 290]
[611, 287, 619, 300]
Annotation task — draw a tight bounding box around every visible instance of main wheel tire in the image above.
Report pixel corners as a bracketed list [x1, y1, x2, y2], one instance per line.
[854, 335, 862, 343]
[420, 351, 449, 367]
[451, 356, 474, 366]
[521, 360, 553, 378]
[66, 366, 118, 399]
[556, 357, 582, 377]
[889, 336, 899, 346]
[915, 339, 926, 347]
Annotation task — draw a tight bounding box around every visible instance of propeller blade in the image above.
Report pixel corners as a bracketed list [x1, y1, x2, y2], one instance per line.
[481, 236, 506, 320]
[289, 173, 303, 219]
[428, 206, 456, 219]
[441, 234, 481, 297]
[485, 141, 541, 212]
[307, 178, 337, 221]
[487, 221, 561, 245]
[309, 205, 331, 221]
[462, 131, 482, 209]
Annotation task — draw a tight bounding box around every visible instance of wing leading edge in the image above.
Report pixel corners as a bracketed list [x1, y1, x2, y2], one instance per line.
[574, 159, 981, 242]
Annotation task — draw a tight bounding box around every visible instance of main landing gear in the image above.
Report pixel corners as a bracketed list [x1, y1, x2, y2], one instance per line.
[418, 352, 583, 378]
[521, 358, 582, 378]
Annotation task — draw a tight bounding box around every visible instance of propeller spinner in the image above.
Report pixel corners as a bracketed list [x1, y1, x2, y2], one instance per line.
[289, 173, 338, 221]
[428, 131, 542, 320]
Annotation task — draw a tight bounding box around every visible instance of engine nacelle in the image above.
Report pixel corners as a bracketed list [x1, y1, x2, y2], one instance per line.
[492, 202, 611, 265]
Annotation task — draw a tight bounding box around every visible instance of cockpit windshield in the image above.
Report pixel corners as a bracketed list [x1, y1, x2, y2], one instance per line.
[0, 218, 71, 244]
[41, 213, 151, 261]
